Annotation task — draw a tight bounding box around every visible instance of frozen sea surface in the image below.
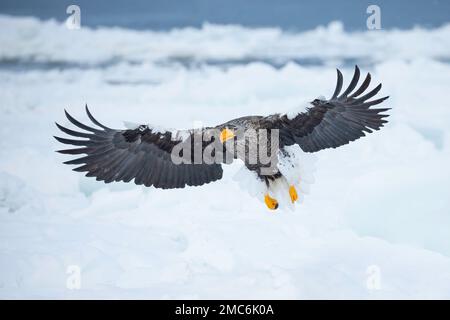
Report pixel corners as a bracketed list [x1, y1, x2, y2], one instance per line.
[1, 15, 450, 298]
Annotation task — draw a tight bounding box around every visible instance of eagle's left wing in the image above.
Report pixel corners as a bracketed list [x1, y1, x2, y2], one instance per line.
[54, 106, 224, 189]
[266, 66, 390, 152]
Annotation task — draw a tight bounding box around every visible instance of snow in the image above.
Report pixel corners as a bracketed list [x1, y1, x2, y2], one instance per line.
[1, 15, 450, 299]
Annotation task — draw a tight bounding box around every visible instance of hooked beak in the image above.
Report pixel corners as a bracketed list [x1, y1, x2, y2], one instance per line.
[219, 128, 235, 143]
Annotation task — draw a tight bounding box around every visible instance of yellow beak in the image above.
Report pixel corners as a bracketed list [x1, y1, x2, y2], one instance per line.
[219, 128, 235, 143]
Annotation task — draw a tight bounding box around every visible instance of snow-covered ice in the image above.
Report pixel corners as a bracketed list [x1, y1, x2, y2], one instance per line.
[1, 15, 450, 299]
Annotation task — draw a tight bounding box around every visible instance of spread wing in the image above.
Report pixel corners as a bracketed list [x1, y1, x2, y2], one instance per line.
[54, 106, 223, 189]
[268, 66, 390, 152]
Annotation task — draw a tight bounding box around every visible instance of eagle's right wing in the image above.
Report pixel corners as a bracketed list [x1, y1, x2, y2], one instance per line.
[55, 107, 223, 189]
[267, 66, 390, 152]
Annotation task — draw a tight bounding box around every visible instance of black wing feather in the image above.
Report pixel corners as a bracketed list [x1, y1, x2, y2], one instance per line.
[270, 66, 390, 152]
[55, 107, 223, 189]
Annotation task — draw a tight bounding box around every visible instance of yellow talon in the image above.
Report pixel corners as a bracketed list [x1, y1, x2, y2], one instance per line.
[289, 185, 298, 203]
[264, 194, 278, 210]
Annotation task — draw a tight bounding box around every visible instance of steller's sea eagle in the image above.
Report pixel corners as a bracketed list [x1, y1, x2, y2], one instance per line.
[55, 66, 389, 210]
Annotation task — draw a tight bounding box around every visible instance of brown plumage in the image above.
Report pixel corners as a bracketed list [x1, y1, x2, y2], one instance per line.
[55, 66, 389, 197]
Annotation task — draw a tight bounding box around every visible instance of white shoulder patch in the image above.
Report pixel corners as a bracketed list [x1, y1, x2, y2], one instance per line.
[148, 123, 170, 135]
[123, 121, 141, 130]
[171, 129, 192, 141]
[123, 121, 171, 134]
[123, 121, 192, 142]
[285, 101, 313, 120]
[284, 96, 326, 120]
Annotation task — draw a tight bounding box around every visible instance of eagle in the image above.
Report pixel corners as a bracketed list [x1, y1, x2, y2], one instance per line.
[55, 66, 389, 210]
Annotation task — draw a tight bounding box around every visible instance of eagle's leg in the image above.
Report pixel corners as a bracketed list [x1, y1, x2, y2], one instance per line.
[262, 176, 279, 210]
[264, 194, 278, 210]
[289, 185, 298, 203]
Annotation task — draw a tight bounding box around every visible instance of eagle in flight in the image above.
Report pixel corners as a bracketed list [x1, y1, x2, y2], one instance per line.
[55, 66, 389, 210]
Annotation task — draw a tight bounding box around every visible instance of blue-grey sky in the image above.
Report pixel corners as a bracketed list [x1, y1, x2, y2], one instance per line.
[0, 0, 449, 30]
